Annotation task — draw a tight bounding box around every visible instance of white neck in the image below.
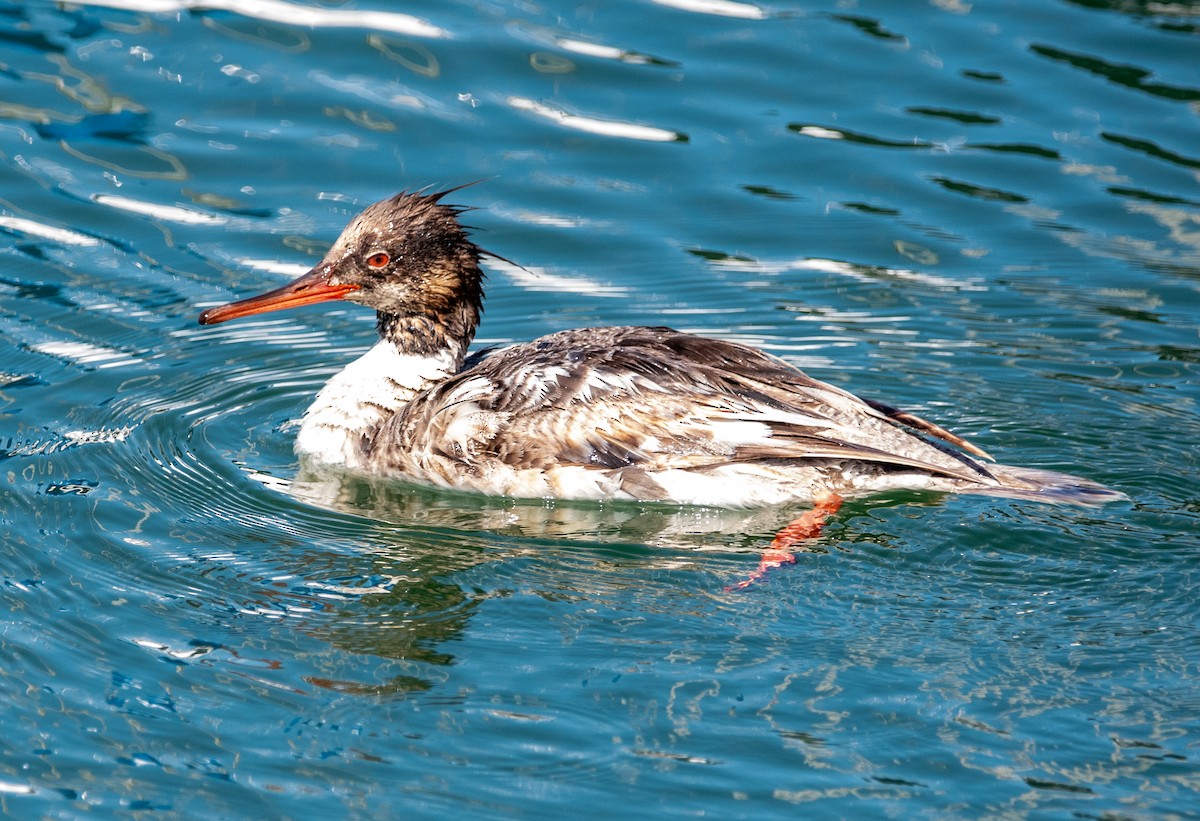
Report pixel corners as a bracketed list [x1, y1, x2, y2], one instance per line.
[295, 340, 458, 468]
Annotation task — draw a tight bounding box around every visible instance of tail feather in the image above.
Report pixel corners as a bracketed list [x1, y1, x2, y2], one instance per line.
[973, 464, 1128, 507]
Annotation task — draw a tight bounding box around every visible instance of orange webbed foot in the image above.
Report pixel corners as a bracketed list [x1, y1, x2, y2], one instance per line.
[725, 494, 844, 591]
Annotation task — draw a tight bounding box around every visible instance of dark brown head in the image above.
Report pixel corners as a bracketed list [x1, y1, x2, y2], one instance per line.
[199, 190, 485, 357]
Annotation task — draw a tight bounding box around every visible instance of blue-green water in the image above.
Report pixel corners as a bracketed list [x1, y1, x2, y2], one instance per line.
[2, 0, 1198, 816]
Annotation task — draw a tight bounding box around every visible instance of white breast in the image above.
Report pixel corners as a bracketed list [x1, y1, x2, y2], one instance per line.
[295, 341, 457, 468]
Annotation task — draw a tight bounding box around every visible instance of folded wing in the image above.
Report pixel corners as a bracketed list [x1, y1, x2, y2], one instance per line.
[371, 327, 998, 490]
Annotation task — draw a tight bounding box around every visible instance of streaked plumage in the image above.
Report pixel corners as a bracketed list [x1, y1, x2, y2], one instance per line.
[199, 190, 1124, 509]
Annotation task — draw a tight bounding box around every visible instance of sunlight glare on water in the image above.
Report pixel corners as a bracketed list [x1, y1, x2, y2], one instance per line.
[1, 0, 1198, 817]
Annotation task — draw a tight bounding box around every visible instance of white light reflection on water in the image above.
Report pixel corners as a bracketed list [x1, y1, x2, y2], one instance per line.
[0, 0, 1194, 816]
[652, 0, 767, 20]
[93, 194, 229, 226]
[701, 255, 990, 291]
[0, 215, 102, 247]
[508, 97, 686, 142]
[486, 259, 628, 298]
[31, 340, 145, 369]
[74, 0, 449, 38]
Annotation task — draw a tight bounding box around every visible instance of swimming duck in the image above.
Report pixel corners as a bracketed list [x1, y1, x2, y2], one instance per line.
[198, 190, 1123, 511]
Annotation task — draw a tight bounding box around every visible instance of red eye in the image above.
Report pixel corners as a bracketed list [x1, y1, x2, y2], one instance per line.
[366, 252, 390, 268]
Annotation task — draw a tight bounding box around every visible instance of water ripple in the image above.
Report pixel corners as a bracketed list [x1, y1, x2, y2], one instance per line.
[0, 0, 1195, 815]
[653, 0, 767, 20]
[486, 259, 628, 298]
[75, 0, 449, 39]
[507, 96, 687, 142]
[0, 214, 103, 246]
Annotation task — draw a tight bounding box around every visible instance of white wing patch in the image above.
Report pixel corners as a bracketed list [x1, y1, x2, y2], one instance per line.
[580, 369, 659, 399]
[704, 418, 775, 447]
[439, 375, 494, 406]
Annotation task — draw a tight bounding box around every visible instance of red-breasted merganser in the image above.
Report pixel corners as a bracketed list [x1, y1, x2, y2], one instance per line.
[198, 190, 1124, 510]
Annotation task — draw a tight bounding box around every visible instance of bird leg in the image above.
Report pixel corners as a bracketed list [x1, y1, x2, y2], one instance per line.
[726, 494, 844, 591]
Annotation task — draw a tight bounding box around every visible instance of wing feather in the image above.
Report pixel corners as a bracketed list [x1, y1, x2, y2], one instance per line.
[370, 326, 995, 485]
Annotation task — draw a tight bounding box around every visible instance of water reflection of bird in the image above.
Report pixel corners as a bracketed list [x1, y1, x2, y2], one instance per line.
[199, 189, 1124, 583]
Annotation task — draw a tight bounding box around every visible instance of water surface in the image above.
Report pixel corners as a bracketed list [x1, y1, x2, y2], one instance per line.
[1, 0, 1198, 817]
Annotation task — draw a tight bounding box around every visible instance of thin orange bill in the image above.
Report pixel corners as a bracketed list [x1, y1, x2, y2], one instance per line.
[199, 266, 360, 325]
